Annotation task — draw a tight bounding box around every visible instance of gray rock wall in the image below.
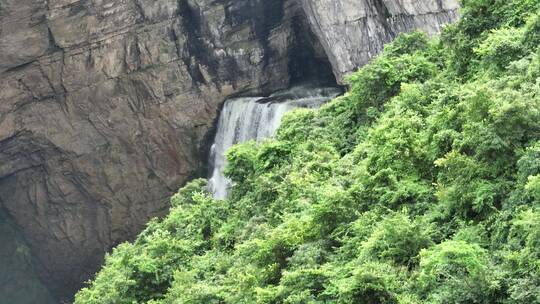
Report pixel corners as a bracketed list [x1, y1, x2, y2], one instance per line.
[300, 0, 460, 82]
[0, 0, 459, 300]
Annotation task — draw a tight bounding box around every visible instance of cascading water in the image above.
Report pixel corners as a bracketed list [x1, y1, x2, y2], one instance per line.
[208, 84, 342, 199]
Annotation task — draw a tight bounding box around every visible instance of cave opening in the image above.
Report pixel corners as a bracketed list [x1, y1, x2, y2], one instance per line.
[0, 204, 55, 304]
[287, 13, 338, 88]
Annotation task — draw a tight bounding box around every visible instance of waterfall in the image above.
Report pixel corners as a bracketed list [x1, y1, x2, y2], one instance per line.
[208, 84, 342, 199]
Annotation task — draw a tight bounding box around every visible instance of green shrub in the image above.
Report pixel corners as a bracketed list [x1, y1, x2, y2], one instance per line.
[475, 27, 525, 72]
[417, 240, 499, 303]
[360, 213, 433, 266]
[330, 262, 403, 304]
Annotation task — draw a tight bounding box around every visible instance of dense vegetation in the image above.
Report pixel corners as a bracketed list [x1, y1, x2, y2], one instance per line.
[76, 1, 540, 303]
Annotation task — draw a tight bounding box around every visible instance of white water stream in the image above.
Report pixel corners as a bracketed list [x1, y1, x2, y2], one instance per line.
[208, 85, 342, 199]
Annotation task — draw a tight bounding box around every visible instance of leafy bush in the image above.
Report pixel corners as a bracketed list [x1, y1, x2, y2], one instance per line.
[417, 240, 499, 303]
[475, 27, 525, 72]
[329, 261, 404, 304]
[359, 213, 433, 266]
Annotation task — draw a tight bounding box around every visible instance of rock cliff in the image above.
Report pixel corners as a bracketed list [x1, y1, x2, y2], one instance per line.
[0, 0, 458, 301]
[299, 0, 460, 82]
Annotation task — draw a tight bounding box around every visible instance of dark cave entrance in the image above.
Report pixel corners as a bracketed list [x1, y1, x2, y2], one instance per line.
[0, 205, 55, 304]
[287, 12, 338, 87]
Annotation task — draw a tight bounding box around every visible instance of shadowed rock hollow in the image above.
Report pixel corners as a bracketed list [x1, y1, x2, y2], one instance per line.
[0, 0, 459, 301]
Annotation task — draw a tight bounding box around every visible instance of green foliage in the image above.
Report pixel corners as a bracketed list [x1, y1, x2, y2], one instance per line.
[442, 0, 540, 77]
[495, 208, 540, 303]
[359, 213, 434, 266]
[224, 142, 258, 186]
[76, 4, 540, 304]
[417, 240, 500, 303]
[526, 175, 540, 201]
[330, 262, 403, 304]
[475, 27, 525, 72]
[346, 39, 436, 116]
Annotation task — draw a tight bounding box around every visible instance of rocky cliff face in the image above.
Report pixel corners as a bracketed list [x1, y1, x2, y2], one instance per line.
[0, 0, 458, 301]
[300, 0, 460, 83]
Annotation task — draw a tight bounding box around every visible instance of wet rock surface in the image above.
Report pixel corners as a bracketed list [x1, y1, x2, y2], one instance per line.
[0, 0, 458, 300]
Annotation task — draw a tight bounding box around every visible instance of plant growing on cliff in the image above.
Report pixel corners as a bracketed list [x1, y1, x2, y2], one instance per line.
[75, 1, 540, 303]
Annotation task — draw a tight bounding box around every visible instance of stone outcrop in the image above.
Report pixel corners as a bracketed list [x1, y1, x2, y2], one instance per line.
[300, 0, 460, 82]
[0, 0, 458, 301]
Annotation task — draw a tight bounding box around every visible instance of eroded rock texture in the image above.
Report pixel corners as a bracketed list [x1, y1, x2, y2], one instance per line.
[300, 0, 460, 82]
[0, 0, 458, 301]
